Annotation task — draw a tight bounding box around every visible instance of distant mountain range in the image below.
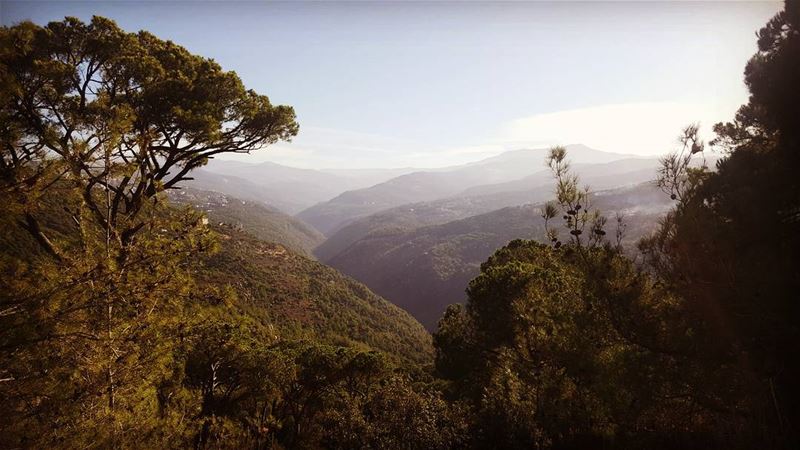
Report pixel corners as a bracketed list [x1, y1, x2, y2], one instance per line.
[188, 160, 416, 214]
[184, 145, 645, 229]
[297, 144, 648, 235]
[312, 157, 662, 261]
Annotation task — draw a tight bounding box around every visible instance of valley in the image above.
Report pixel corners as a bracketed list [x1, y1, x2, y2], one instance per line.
[190, 145, 674, 329]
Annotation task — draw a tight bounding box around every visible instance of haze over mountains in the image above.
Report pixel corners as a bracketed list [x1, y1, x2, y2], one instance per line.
[311, 156, 671, 262]
[324, 182, 672, 329]
[189, 160, 416, 214]
[190, 144, 652, 227]
[297, 144, 646, 235]
[183, 144, 678, 328]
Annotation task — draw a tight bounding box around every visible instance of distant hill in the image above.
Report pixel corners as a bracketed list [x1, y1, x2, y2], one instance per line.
[312, 194, 527, 263]
[459, 143, 637, 168]
[314, 157, 661, 261]
[297, 170, 479, 235]
[185, 169, 310, 214]
[200, 226, 433, 365]
[457, 157, 660, 198]
[325, 182, 673, 330]
[297, 145, 645, 236]
[192, 160, 416, 214]
[170, 188, 324, 257]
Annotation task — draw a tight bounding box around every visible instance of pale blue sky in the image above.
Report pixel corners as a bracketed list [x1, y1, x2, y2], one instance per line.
[1, 1, 782, 168]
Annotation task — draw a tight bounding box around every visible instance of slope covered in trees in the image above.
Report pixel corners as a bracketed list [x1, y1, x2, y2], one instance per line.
[170, 188, 324, 257]
[312, 195, 516, 262]
[0, 191, 436, 445]
[198, 225, 432, 366]
[0, 16, 434, 448]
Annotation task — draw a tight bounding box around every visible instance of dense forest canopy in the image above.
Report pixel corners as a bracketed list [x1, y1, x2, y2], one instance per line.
[1, 3, 799, 449]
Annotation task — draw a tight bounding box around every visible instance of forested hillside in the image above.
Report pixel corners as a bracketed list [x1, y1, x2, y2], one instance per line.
[199, 225, 432, 365]
[170, 188, 324, 257]
[312, 195, 504, 262]
[0, 17, 444, 448]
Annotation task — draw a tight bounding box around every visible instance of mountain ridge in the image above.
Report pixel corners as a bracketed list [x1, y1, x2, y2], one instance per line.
[297, 144, 642, 235]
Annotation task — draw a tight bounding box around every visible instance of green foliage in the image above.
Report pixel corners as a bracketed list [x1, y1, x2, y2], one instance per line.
[165, 332, 455, 449]
[322, 378, 471, 450]
[434, 240, 702, 448]
[1, 16, 298, 229]
[0, 16, 452, 448]
[544, 146, 610, 248]
[199, 225, 433, 367]
[0, 190, 438, 448]
[639, 2, 800, 446]
[0, 188, 218, 447]
[0, 14, 294, 448]
[431, 3, 800, 447]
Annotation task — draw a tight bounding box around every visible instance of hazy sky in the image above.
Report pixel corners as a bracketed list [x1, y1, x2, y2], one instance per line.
[1, 1, 783, 169]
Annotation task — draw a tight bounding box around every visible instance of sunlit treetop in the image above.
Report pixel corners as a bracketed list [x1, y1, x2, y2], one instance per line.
[0, 16, 298, 237]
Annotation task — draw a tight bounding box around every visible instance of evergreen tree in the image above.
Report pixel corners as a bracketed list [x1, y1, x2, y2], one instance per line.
[0, 16, 297, 447]
[640, 1, 800, 445]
